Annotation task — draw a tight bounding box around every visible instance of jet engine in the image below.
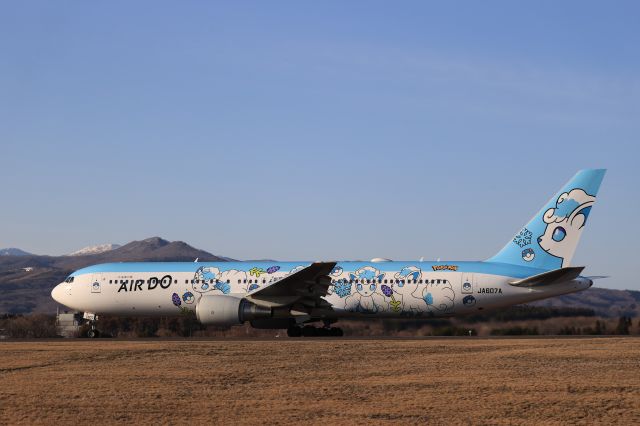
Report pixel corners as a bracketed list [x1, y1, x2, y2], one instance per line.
[195, 295, 272, 326]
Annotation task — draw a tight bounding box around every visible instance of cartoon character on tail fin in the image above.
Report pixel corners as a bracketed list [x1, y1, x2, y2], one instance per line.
[538, 188, 596, 267]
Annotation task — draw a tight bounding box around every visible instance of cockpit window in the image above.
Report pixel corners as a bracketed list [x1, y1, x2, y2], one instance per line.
[64, 276, 74, 283]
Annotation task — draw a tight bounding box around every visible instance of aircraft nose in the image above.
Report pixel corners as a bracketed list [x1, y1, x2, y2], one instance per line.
[51, 283, 66, 304]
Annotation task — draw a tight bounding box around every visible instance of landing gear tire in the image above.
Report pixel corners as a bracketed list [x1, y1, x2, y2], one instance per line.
[287, 326, 302, 337]
[288, 325, 344, 338]
[302, 326, 317, 337]
[323, 327, 343, 337]
[87, 329, 100, 338]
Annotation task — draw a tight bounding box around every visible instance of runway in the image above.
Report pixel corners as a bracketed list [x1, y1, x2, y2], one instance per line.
[1, 338, 639, 424]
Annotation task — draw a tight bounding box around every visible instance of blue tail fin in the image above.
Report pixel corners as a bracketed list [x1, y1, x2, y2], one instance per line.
[487, 169, 606, 270]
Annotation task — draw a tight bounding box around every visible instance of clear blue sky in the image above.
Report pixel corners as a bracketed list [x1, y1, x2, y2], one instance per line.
[1, 2, 638, 290]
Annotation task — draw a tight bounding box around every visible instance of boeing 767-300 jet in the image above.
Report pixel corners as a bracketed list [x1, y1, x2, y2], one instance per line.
[52, 169, 606, 337]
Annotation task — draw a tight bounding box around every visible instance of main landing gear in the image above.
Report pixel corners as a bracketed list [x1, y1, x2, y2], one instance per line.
[287, 320, 344, 337]
[84, 312, 100, 338]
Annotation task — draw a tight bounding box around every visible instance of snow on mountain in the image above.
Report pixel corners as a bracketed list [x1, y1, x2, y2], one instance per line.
[67, 244, 122, 256]
[0, 248, 32, 256]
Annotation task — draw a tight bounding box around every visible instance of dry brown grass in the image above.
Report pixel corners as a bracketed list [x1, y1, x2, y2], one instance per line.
[1, 338, 640, 425]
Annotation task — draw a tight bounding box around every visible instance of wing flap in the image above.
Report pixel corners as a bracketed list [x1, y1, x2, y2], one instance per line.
[509, 266, 585, 288]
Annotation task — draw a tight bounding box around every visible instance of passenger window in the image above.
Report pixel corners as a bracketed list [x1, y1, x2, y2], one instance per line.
[227, 280, 230, 284]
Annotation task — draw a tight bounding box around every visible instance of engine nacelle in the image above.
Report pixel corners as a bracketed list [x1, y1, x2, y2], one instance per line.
[195, 295, 271, 326]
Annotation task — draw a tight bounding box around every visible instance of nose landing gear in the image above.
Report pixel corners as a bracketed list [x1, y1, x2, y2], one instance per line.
[84, 312, 100, 338]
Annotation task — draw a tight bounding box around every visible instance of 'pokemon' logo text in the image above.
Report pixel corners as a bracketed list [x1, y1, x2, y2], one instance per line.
[431, 265, 458, 272]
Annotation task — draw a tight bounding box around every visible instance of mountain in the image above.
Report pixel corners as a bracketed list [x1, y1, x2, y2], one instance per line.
[0, 237, 230, 314]
[67, 244, 121, 256]
[84, 237, 229, 263]
[0, 248, 32, 256]
[1, 240, 638, 318]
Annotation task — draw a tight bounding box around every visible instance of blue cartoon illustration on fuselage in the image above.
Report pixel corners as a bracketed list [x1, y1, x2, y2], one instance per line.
[331, 266, 343, 277]
[289, 265, 306, 275]
[193, 266, 232, 295]
[171, 293, 181, 307]
[538, 188, 596, 267]
[412, 279, 455, 315]
[325, 265, 344, 296]
[344, 266, 387, 313]
[182, 291, 195, 304]
[333, 279, 352, 298]
[521, 248, 535, 262]
[391, 266, 425, 313]
[463, 295, 476, 307]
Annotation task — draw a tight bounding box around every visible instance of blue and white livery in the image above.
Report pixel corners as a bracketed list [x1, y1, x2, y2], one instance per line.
[52, 169, 606, 337]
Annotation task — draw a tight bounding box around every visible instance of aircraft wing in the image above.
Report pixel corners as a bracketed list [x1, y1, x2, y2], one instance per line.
[245, 262, 337, 309]
[509, 266, 585, 287]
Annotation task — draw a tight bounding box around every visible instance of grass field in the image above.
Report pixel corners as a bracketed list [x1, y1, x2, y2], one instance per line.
[1, 338, 639, 425]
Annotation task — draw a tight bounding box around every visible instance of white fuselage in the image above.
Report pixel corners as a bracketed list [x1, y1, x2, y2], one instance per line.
[51, 261, 592, 319]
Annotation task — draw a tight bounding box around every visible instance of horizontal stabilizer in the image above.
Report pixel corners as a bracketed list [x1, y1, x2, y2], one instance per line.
[509, 266, 585, 287]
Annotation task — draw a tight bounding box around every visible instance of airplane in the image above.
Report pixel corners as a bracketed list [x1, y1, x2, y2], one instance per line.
[52, 169, 606, 337]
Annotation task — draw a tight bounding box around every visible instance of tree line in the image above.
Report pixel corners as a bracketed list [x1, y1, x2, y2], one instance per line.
[0, 309, 637, 338]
